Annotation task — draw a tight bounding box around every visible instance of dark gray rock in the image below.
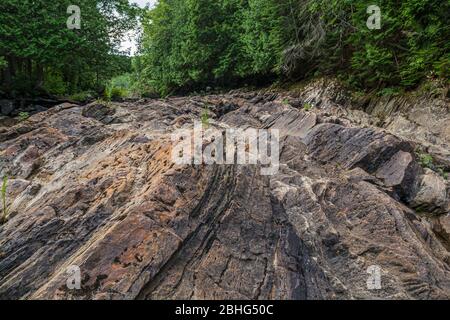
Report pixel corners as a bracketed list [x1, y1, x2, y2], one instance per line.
[82, 102, 116, 124]
[0, 100, 14, 116]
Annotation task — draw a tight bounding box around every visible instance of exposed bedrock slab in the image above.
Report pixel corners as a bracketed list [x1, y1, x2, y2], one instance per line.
[0, 93, 449, 300]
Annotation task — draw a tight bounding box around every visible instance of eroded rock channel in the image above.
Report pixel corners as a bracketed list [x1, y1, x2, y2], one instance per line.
[0, 89, 449, 300]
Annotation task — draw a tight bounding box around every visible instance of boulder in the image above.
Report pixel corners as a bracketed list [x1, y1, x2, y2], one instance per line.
[410, 169, 450, 214]
[375, 150, 420, 200]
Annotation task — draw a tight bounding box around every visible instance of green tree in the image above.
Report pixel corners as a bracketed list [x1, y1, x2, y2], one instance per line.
[0, 0, 140, 97]
[137, 0, 450, 95]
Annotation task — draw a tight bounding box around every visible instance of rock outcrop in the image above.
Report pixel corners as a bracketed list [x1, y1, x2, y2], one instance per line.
[0, 90, 449, 300]
[294, 78, 450, 169]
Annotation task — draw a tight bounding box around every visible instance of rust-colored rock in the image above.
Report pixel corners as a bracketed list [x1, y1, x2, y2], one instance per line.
[0, 92, 449, 300]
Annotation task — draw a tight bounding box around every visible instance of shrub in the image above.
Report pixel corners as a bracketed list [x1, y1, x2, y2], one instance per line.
[109, 87, 127, 101]
[377, 88, 402, 97]
[42, 71, 68, 96]
[69, 91, 95, 104]
[417, 152, 449, 179]
[418, 153, 434, 169]
[104, 74, 131, 101]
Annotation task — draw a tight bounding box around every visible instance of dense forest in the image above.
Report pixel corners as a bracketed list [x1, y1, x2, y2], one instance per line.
[0, 0, 140, 100]
[139, 0, 449, 96]
[0, 0, 449, 99]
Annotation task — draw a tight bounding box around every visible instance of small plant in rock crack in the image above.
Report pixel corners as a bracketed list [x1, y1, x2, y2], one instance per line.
[282, 98, 290, 105]
[1, 176, 10, 225]
[303, 103, 313, 111]
[418, 153, 434, 170]
[201, 108, 210, 128]
[417, 152, 449, 179]
[18, 112, 30, 122]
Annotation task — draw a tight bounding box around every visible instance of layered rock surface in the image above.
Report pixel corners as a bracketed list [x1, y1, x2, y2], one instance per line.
[0, 91, 449, 300]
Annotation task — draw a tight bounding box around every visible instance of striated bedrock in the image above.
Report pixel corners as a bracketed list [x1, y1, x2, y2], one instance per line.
[0, 92, 449, 300]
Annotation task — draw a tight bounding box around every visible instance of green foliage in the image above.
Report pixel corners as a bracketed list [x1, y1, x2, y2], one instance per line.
[377, 87, 402, 97]
[9, 73, 37, 97]
[303, 103, 312, 111]
[42, 71, 68, 96]
[433, 54, 450, 80]
[0, 0, 140, 97]
[314, 0, 450, 90]
[201, 108, 210, 128]
[139, 0, 287, 95]
[137, 0, 449, 95]
[129, 56, 159, 97]
[238, 0, 285, 77]
[69, 91, 95, 103]
[1, 176, 9, 224]
[104, 73, 132, 100]
[109, 87, 127, 101]
[417, 152, 449, 179]
[110, 74, 132, 91]
[0, 56, 6, 68]
[418, 153, 434, 169]
[18, 112, 29, 122]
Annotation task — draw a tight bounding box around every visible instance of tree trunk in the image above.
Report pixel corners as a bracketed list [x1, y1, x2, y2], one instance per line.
[8, 55, 17, 79]
[3, 55, 13, 91]
[17, 57, 23, 75]
[26, 58, 32, 79]
[36, 63, 44, 89]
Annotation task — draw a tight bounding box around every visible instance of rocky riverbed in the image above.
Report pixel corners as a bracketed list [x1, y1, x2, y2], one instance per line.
[0, 84, 449, 299]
